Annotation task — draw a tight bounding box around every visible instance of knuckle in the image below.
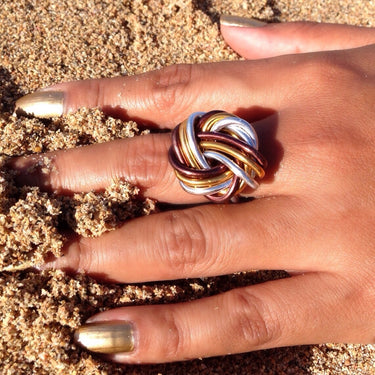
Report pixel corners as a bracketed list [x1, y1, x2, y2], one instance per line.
[296, 53, 361, 99]
[289, 55, 366, 177]
[225, 289, 281, 348]
[42, 155, 63, 190]
[89, 79, 107, 108]
[150, 64, 194, 116]
[299, 122, 351, 163]
[120, 135, 169, 189]
[157, 209, 208, 276]
[75, 238, 106, 274]
[75, 238, 94, 272]
[305, 57, 338, 87]
[160, 310, 188, 360]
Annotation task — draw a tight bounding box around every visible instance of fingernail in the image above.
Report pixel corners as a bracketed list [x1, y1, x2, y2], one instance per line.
[74, 321, 135, 354]
[220, 15, 267, 28]
[15, 91, 64, 118]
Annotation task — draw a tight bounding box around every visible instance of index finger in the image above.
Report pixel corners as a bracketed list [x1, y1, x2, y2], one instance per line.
[15, 61, 291, 127]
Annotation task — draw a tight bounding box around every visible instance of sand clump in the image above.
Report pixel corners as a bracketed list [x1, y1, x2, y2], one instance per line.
[0, 107, 156, 372]
[0, 0, 375, 374]
[0, 269, 183, 374]
[0, 108, 154, 271]
[0, 108, 140, 155]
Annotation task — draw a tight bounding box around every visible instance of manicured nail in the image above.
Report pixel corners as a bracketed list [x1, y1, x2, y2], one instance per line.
[220, 15, 266, 28]
[15, 91, 64, 118]
[74, 321, 134, 354]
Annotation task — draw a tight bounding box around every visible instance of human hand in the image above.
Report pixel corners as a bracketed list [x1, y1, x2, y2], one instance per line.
[11, 19, 375, 363]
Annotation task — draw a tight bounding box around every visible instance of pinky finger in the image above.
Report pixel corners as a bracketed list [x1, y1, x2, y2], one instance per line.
[74, 273, 368, 364]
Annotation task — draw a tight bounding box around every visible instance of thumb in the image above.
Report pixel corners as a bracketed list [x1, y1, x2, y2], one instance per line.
[220, 16, 375, 59]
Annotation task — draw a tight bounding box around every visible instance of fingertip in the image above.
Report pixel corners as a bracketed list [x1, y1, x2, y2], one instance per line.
[220, 19, 375, 59]
[14, 90, 64, 118]
[220, 17, 295, 60]
[74, 320, 135, 355]
[220, 23, 274, 59]
[15, 77, 125, 118]
[220, 14, 267, 29]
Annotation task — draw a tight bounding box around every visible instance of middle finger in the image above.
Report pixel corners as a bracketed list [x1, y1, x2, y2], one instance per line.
[44, 197, 339, 282]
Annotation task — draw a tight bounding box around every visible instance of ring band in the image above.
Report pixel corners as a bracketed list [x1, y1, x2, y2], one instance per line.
[168, 111, 267, 202]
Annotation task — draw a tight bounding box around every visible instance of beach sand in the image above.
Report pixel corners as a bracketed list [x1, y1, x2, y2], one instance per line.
[0, 0, 374, 373]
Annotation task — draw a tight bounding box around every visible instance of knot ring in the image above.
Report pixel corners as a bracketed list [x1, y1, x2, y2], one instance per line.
[168, 110, 267, 202]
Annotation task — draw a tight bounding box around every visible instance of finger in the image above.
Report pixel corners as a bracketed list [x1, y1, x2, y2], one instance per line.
[9, 114, 283, 202]
[44, 197, 342, 282]
[220, 19, 375, 59]
[15, 59, 292, 125]
[10, 133, 184, 201]
[10, 132, 213, 203]
[74, 273, 371, 363]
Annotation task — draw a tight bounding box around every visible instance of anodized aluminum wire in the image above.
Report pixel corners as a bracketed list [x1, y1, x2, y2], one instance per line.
[168, 110, 267, 202]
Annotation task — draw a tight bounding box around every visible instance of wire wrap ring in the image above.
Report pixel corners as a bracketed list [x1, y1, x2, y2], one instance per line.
[168, 111, 267, 202]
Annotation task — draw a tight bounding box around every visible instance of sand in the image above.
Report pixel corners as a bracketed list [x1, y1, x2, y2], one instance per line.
[0, 0, 375, 374]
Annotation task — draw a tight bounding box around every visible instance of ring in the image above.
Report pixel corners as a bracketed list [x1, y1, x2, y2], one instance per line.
[168, 110, 267, 202]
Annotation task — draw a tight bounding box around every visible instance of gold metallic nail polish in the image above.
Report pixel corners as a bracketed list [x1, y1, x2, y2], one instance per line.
[15, 91, 64, 118]
[220, 15, 266, 28]
[74, 321, 134, 354]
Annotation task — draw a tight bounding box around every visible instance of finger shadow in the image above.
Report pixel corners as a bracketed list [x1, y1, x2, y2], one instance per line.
[125, 345, 316, 374]
[192, 0, 220, 24]
[233, 106, 282, 185]
[101, 105, 161, 130]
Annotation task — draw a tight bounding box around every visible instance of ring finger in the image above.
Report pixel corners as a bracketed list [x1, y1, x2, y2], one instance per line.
[10, 112, 287, 204]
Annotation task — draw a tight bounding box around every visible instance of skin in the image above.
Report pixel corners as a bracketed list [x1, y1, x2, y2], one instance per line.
[9, 21, 375, 363]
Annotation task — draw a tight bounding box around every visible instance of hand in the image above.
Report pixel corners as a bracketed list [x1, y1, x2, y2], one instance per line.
[11, 20, 375, 363]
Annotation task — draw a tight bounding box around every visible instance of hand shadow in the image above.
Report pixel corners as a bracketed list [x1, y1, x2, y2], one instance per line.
[234, 105, 282, 186]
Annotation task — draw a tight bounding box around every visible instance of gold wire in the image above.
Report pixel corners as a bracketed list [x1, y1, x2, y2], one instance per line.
[201, 112, 229, 132]
[173, 112, 266, 199]
[211, 162, 250, 198]
[199, 141, 265, 178]
[175, 170, 233, 187]
[178, 120, 201, 169]
[200, 113, 244, 143]
[237, 165, 250, 193]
